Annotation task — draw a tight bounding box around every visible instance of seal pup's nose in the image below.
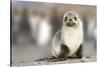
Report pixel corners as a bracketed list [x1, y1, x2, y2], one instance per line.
[69, 19, 72, 21]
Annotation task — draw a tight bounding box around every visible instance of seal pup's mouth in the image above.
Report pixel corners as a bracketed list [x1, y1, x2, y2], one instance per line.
[66, 22, 75, 27]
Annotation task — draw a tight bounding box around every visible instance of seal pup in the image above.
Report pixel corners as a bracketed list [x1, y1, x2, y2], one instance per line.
[52, 11, 83, 58]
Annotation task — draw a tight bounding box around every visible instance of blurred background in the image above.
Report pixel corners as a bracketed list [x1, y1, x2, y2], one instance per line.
[11, 1, 96, 65]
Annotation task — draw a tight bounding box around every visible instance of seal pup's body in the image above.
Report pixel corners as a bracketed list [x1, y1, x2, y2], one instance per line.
[52, 11, 83, 58]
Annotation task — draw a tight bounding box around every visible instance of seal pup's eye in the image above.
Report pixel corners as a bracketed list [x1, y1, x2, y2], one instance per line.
[74, 17, 77, 21]
[64, 16, 68, 22]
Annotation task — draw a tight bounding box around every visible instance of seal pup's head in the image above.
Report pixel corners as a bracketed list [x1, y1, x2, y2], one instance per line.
[63, 11, 82, 28]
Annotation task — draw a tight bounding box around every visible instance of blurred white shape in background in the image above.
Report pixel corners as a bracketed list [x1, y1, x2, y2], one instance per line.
[28, 9, 41, 41]
[28, 7, 53, 46]
[83, 17, 96, 57]
[37, 19, 52, 46]
[87, 19, 96, 37]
